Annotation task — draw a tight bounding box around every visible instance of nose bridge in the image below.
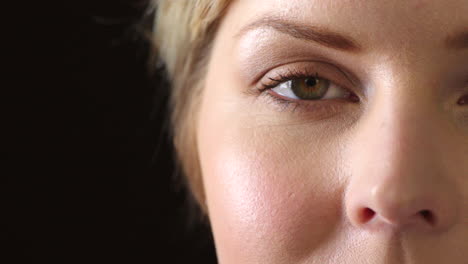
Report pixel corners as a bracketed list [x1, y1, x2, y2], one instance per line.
[363, 76, 438, 178]
[362, 59, 446, 176]
[363, 101, 439, 218]
[344, 73, 460, 233]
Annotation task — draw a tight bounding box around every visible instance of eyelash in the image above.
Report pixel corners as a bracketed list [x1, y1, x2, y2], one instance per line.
[252, 67, 468, 116]
[255, 68, 359, 114]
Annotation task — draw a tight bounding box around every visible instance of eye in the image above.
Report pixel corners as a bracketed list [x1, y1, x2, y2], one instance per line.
[271, 75, 354, 101]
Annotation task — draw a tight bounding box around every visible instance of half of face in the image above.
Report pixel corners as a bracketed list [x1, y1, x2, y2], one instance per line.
[197, 0, 468, 263]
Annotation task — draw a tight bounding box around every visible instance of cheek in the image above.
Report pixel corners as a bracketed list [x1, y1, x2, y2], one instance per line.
[198, 106, 347, 262]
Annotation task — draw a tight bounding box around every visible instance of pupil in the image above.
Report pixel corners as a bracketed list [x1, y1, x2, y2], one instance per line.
[305, 78, 318, 87]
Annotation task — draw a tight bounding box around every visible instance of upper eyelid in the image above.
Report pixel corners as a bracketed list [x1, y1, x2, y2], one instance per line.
[258, 61, 357, 92]
[269, 59, 359, 85]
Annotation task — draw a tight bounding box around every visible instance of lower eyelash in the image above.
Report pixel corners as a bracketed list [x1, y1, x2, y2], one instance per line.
[264, 91, 300, 112]
[262, 89, 345, 116]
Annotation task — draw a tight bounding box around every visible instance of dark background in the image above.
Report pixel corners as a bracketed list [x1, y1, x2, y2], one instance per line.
[3, 1, 217, 263]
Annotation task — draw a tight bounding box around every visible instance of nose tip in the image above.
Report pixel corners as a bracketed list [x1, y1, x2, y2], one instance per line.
[365, 185, 437, 227]
[342, 92, 463, 234]
[346, 183, 458, 233]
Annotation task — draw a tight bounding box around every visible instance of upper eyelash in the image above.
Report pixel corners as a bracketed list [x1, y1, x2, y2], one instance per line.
[257, 68, 321, 92]
[255, 69, 320, 112]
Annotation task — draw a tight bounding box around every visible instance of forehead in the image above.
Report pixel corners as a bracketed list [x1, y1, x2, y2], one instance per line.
[229, 0, 468, 51]
[244, 0, 465, 20]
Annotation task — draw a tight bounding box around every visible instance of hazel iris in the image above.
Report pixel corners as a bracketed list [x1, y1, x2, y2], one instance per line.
[291, 77, 330, 100]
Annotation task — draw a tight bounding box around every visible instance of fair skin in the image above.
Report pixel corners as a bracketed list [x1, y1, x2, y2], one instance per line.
[196, 0, 468, 263]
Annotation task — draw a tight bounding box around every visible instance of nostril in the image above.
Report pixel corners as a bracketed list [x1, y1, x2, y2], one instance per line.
[359, 207, 376, 223]
[419, 210, 436, 225]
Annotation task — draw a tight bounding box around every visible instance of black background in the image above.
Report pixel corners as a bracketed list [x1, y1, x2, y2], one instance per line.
[3, 1, 217, 263]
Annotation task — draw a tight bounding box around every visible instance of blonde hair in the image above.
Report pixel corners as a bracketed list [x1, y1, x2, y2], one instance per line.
[154, 0, 231, 213]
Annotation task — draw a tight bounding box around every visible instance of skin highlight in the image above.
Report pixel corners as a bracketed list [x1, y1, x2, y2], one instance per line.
[195, 0, 468, 263]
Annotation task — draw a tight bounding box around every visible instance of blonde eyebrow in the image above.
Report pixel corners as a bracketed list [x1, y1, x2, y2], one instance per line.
[445, 30, 468, 50]
[236, 16, 363, 53]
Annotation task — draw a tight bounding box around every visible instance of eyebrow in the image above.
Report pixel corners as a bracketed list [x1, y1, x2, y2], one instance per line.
[239, 17, 468, 52]
[236, 16, 363, 53]
[445, 30, 468, 50]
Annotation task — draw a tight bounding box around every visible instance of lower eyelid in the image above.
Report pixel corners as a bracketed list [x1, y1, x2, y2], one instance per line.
[264, 89, 349, 116]
[270, 92, 353, 107]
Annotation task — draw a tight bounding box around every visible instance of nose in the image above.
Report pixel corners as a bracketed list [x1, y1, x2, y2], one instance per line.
[344, 97, 461, 233]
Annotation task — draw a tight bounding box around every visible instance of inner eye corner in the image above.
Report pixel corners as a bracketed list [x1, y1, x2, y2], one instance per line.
[457, 94, 468, 105]
[348, 93, 360, 103]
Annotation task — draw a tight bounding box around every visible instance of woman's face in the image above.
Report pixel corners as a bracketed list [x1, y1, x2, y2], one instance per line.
[197, 0, 468, 263]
